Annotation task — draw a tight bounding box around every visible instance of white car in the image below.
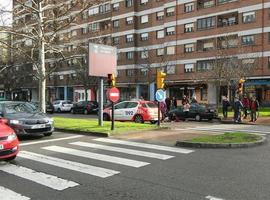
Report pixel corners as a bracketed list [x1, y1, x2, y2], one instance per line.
[53, 100, 73, 112]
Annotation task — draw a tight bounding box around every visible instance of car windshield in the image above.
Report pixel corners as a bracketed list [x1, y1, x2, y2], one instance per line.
[145, 102, 157, 108]
[4, 102, 38, 114]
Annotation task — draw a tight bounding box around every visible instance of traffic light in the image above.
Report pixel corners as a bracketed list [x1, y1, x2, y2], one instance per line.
[156, 70, 166, 89]
[237, 78, 245, 94]
[107, 74, 116, 87]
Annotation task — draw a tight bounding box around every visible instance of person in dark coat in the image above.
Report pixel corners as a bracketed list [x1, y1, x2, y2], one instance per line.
[172, 97, 177, 109]
[234, 97, 243, 123]
[222, 96, 230, 119]
[242, 94, 250, 119]
[165, 97, 171, 111]
[182, 95, 189, 105]
[250, 96, 259, 122]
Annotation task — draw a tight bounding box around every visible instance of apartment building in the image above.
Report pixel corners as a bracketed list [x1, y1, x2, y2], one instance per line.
[11, 0, 270, 105]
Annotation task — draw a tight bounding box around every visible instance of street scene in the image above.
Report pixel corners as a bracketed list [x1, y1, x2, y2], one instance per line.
[0, 0, 270, 200]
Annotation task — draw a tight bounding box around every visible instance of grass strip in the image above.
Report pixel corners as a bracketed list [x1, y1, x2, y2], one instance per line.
[188, 132, 261, 144]
[53, 117, 157, 135]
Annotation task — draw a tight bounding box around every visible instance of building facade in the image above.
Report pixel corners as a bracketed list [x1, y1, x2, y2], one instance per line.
[10, 0, 270, 105]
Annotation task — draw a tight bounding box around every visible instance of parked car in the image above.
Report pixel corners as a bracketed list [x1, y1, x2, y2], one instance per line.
[0, 118, 19, 161]
[53, 100, 73, 112]
[0, 101, 54, 136]
[168, 103, 219, 121]
[103, 100, 159, 123]
[30, 101, 54, 114]
[71, 101, 98, 114]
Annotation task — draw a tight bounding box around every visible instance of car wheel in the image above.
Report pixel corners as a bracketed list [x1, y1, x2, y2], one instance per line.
[5, 156, 16, 161]
[84, 109, 88, 115]
[195, 114, 201, 121]
[71, 109, 74, 114]
[44, 132, 52, 136]
[134, 115, 144, 123]
[150, 120, 157, 124]
[103, 113, 110, 121]
[57, 108, 61, 113]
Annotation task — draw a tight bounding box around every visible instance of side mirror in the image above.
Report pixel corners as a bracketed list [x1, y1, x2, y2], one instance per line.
[0, 118, 8, 124]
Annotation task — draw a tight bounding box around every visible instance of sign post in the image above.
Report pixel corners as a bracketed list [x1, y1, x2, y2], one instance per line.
[98, 78, 103, 126]
[155, 89, 166, 127]
[107, 87, 120, 130]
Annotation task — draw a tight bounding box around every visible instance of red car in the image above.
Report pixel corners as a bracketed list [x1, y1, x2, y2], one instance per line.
[0, 119, 19, 161]
[103, 100, 159, 123]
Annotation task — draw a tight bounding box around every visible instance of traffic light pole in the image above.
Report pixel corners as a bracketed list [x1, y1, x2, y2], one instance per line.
[98, 78, 103, 126]
[157, 102, 160, 127]
[111, 102, 115, 130]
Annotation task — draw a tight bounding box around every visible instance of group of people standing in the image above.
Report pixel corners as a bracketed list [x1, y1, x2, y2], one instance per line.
[222, 95, 259, 123]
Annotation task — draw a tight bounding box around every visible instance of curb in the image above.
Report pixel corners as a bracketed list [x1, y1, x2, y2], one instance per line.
[175, 136, 267, 149]
[55, 128, 109, 137]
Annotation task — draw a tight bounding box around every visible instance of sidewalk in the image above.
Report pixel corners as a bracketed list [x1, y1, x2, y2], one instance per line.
[221, 116, 270, 126]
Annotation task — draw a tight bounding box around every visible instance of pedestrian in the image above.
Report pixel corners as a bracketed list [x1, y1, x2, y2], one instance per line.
[250, 96, 259, 122]
[182, 95, 189, 105]
[233, 97, 243, 123]
[183, 101, 190, 121]
[222, 96, 230, 119]
[191, 96, 198, 104]
[242, 94, 250, 119]
[165, 97, 171, 111]
[173, 97, 177, 109]
[160, 101, 167, 121]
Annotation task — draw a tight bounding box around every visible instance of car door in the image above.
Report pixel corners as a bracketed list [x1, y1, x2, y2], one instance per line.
[123, 102, 139, 121]
[188, 104, 198, 118]
[114, 102, 128, 120]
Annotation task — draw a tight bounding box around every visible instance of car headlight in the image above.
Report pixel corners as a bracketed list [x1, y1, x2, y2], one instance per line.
[10, 120, 23, 125]
[7, 133, 17, 141]
[48, 118, 54, 124]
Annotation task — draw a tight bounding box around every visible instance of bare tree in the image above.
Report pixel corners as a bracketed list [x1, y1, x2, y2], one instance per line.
[0, 0, 104, 112]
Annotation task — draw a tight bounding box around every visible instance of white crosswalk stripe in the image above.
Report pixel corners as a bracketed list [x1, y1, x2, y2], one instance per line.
[0, 186, 30, 200]
[70, 141, 174, 160]
[0, 163, 79, 191]
[94, 138, 194, 154]
[42, 146, 150, 168]
[18, 151, 120, 178]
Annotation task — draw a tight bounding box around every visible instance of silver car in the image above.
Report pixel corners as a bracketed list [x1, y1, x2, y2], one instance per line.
[53, 100, 73, 112]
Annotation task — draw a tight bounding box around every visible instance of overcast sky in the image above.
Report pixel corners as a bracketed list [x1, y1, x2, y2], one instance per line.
[0, 0, 12, 26]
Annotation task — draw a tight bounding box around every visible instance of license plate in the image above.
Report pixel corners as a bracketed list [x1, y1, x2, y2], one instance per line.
[31, 124, 46, 129]
[0, 144, 3, 150]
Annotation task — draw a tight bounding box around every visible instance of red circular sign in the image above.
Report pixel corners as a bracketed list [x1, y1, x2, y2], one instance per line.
[107, 87, 120, 103]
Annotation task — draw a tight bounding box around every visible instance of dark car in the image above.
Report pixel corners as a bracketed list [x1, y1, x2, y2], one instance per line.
[168, 103, 219, 121]
[71, 101, 99, 114]
[0, 101, 54, 136]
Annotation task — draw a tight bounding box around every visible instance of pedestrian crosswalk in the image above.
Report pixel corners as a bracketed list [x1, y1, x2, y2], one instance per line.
[0, 138, 194, 199]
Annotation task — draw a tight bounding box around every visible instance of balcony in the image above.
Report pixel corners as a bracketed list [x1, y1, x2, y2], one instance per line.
[217, 12, 238, 27]
[197, 0, 215, 9]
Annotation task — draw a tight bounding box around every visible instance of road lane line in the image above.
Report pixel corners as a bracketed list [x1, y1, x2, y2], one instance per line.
[70, 141, 174, 160]
[94, 138, 194, 154]
[0, 186, 30, 200]
[42, 146, 149, 168]
[0, 163, 78, 191]
[20, 135, 84, 146]
[205, 195, 225, 200]
[18, 151, 119, 178]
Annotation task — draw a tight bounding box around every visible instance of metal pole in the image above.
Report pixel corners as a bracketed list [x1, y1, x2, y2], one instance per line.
[157, 101, 160, 127]
[98, 78, 103, 126]
[111, 102, 114, 130]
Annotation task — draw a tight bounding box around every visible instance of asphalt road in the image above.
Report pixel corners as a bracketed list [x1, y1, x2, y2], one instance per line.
[1, 131, 270, 200]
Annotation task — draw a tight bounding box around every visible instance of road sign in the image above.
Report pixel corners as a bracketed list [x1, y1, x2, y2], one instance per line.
[107, 87, 120, 103]
[155, 89, 165, 102]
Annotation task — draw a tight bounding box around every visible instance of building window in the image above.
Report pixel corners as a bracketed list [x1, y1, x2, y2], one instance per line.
[166, 65, 176, 74]
[166, 27, 175, 35]
[141, 50, 148, 59]
[89, 23, 100, 32]
[184, 43, 195, 53]
[166, 46, 175, 55]
[126, 17, 134, 25]
[197, 60, 213, 71]
[198, 0, 215, 9]
[156, 30, 164, 38]
[140, 69, 148, 76]
[184, 23, 194, 33]
[126, 0, 133, 7]
[140, 33, 149, 41]
[156, 11, 164, 20]
[113, 20, 119, 28]
[126, 52, 134, 59]
[184, 63, 194, 73]
[113, 3, 120, 11]
[197, 17, 216, 30]
[157, 48, 164, 56]
[88, 7, 99, 16]
[242, 35, 255, 45]
[243, 11, 256, 23]
[166, 7, 175, 17]
[185, 3, 194, 13]
[81, 27, 88, 34]
[140, 0, 148, 5]
[218, 0, 236, 4]
[201, 88, 207, 101]
[113, 37, 119, 45]
[126, 34, 134, 43]
[141, 15, 149, 24]
[126, 69, 135, 76]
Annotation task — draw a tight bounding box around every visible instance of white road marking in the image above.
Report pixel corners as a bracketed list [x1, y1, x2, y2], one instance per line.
[18, 151, 119, 178]
[0, 186, 30, 200]
[70, 141, 174, 160]
[20, 135, 84, 146]
[94, 138, 194, 154]
[0, 163, 78, 191]
[205, 195, 225, 200]
[42, 146, 149, 168]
